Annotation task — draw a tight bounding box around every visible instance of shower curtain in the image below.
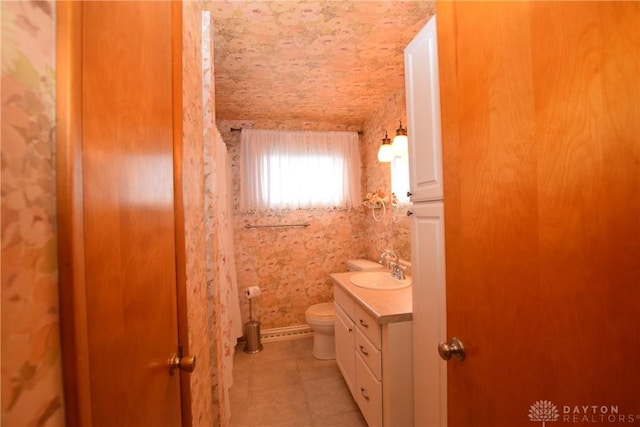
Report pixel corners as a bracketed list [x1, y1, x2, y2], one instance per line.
[202, 12, 242, 421]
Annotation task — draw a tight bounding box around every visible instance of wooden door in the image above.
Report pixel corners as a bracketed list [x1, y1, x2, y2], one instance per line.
[438, 1, 640, 426]
[57, 2, 185, 426]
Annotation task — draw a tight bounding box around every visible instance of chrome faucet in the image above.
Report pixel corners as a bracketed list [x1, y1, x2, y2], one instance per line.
[378, 249, 406, 280]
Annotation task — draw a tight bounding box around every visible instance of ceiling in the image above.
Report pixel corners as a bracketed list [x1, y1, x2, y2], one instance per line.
[210, 1, 435, 126]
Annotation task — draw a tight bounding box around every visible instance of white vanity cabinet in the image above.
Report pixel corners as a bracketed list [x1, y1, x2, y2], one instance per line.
[332, 279, 413, 427]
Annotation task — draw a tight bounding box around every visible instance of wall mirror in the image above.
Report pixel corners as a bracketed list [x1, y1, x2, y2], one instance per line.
[391, 151, 412, 261]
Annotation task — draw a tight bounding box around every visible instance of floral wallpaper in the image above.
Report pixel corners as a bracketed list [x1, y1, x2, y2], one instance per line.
[218, 120, 367, 329]
[211, 1, 434, 125]
[217, 80, 417, 330]
[1, 1, 65, 426]
[182, 1, 217, 425]
[0, 1, 425, 425]
[361, 87, 412, 263]
[209, 1, 432, 331]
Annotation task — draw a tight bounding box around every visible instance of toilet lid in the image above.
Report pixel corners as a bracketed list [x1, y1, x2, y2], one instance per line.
[306, 302, 334, 318]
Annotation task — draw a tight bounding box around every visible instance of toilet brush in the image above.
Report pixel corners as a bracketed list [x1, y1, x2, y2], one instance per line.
[244, 288, 263, 354]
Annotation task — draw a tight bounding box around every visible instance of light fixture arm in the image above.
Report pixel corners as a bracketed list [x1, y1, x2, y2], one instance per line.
[395, 120, 407, 137]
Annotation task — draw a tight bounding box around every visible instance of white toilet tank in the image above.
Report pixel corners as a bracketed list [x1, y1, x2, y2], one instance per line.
[346, 259, 383, 272]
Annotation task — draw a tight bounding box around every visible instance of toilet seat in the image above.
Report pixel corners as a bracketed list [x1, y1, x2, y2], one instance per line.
[305, 302, 335, 327]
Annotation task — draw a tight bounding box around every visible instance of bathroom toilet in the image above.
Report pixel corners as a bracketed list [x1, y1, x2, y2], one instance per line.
[346, 259, 383, 272]
[306, 259, 383, 360]
[305, 302, 336, 359]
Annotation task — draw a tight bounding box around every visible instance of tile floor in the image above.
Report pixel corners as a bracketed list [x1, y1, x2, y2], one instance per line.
[229, 337, 368, 427]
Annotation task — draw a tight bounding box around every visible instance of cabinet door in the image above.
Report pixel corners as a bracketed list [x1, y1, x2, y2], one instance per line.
[404, 17, 443, 202]
[334, 303, 356, 399]
[410, 202, 447, 426]
[355, 354, 383, 427]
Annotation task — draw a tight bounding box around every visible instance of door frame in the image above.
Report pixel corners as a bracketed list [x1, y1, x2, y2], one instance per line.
[55, 2, 191, 426]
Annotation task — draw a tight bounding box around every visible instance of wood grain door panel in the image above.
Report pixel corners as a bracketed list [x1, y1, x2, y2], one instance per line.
[57, 2, 183, 425]
[438, 1, 640, 425]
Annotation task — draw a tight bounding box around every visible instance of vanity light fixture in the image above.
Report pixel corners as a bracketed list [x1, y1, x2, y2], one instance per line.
[392, 120, 408, 156]
[377, 131, 394, 163]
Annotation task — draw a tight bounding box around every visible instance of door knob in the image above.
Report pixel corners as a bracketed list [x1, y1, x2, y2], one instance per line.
[438, 337, 465, 362]
[169, 345, 196, 374]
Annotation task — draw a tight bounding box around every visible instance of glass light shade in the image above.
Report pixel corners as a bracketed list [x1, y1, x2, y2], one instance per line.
[377, 143, 394, 162]
[392, 134, 408, 156]
[377, 131, 393, 163]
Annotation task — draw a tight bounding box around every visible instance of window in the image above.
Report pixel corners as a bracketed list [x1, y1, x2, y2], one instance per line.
[240, 129, 361, 211]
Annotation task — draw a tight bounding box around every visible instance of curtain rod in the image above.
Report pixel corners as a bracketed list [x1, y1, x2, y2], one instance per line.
[231, 127, 363, 135]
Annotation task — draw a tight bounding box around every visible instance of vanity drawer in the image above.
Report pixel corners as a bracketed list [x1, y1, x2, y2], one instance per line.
[356, 353, 383, 427]
[334, 285, 355, 320]
[355, 304, 381, 349]
[355, 327, 382, 381]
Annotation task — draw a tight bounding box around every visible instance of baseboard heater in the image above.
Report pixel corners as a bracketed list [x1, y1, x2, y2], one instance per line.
[254, 325, 313, 343]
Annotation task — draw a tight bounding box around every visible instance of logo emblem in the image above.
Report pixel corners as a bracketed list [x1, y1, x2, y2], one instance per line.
[529, 400, 560, 426]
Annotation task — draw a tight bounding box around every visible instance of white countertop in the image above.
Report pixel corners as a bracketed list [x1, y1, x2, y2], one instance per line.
[330, 271, 413, 324]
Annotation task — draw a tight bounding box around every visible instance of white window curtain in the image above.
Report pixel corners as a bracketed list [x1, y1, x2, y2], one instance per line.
[240, 128, 361, 211]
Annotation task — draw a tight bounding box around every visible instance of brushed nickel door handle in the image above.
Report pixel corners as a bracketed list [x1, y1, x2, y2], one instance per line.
[438, 337, 465, 362]
[169, 344, 197, 374]
[169, 353, 197, 374]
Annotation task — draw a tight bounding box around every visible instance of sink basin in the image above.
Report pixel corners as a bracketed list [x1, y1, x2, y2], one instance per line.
[349, 271, 412, 290]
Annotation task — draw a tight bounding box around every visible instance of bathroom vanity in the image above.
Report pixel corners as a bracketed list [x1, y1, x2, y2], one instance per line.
[330, 272, 413, 427]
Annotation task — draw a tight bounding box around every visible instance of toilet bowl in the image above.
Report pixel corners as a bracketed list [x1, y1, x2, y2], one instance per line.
[305, 302, 335, 360]
[306, 260, 382, 360]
